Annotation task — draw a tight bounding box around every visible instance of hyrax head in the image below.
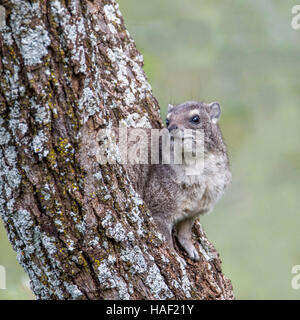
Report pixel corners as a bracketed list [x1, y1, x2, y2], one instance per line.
[165, 101, 225, 153]
[166, 101, 221, 131]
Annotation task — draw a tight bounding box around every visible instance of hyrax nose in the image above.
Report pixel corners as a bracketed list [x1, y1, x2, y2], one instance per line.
[168, 124, 178, 132]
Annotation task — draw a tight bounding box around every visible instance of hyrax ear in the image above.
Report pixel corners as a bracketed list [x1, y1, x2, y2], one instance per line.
[208, 102, 221, 124]
[168, 104, 174, 112]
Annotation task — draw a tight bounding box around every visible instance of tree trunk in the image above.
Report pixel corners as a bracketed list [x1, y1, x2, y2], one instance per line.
[0, 0, 234, 300]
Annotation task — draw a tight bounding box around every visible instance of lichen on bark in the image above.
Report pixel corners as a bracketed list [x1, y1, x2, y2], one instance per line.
[0, 0, 234, 300]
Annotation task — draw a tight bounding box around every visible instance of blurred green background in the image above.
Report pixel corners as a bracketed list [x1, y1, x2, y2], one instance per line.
[1, 0, 299, 299]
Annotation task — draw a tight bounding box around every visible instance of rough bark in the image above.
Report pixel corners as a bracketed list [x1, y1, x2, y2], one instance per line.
[0, 0, 234, 300]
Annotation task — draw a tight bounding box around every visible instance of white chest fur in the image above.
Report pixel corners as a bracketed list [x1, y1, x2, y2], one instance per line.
[172, 152, 231, 221]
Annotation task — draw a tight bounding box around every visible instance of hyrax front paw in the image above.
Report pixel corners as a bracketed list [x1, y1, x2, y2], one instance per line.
[177, 236, 200, 261]
[186, 244, 200, 261]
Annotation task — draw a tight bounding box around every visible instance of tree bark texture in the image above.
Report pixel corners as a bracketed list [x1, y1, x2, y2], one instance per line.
[0, 0, 234, 299]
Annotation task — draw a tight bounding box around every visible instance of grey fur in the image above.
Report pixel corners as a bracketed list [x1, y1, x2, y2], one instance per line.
[127, 101, 231, 261]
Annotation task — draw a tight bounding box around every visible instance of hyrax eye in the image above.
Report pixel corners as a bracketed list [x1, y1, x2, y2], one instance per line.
[166, 119, 170, 126]
[191, 115, 200, 123]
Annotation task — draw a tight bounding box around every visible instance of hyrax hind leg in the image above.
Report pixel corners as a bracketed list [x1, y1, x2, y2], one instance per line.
[175, 217, 200, 261]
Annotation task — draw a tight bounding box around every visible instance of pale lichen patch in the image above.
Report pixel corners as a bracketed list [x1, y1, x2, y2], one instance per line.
[30, 98, 51, 125]
[103, 4, 121, 24]
[95, 127, 120, 164]
[102, 213, 128, 243]
[19, 26, 51, 66]
[106, 222, 127, 242]
[9, 1, 50, 66]
[88, 237, 100, 247]
[63, 282, 84, 299]
[31, 130, 49, 159]
[97, 259, 130, 299]
[50, 1, 87, 73]
[175, 256, 192, 298]
[120, 113, 152, 128]
[106, 46, 152, 107]
[0, 144, 21, 205]
[145, 264, 173, 299]
[120, 245, 147, 275]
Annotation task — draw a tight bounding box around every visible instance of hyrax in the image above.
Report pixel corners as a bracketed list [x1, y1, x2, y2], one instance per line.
[128, 101, 231, 261]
